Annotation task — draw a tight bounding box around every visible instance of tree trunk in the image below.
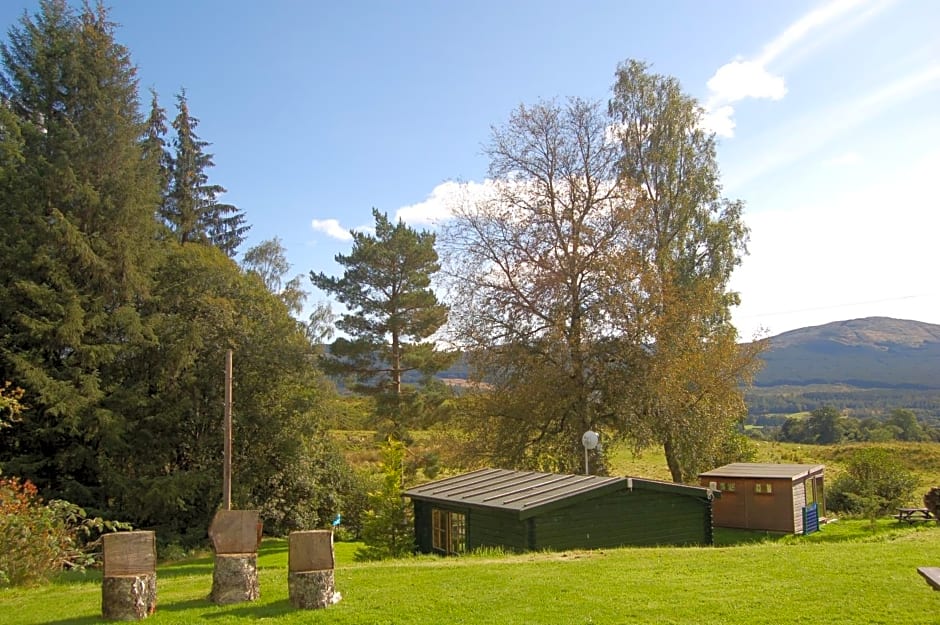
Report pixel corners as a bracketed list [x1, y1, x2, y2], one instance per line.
[663, 435, 683, 483]
[288, 570, 340, 609]
[101, 573, 157, 621]
[210, 554, 259, 605]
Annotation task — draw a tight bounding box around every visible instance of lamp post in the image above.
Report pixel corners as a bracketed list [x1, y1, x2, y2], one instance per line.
[581, 430, 599, 475]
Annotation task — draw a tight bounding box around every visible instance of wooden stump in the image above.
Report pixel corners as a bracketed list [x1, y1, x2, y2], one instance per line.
[210, 553, 259, 605]
[287, 530, 339, 609]
[102, 531, 157, 621]
[288, 570, 337, 609]
[102, 573, 156, 621]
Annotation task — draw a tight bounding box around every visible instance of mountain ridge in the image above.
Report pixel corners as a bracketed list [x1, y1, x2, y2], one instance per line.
[754, 317, 940, 389]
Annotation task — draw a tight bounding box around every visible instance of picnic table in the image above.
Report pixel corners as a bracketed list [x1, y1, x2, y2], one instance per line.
[894, 507, 935, 524]
[918, 567, 940, 591]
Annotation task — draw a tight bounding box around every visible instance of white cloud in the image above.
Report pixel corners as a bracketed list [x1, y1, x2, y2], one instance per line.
[394, 180, 495, 226]
[706, 60, 787, 104]
[699, 105, 737, 138]
[310, 218, 352, 241]
[703, 0, 880, 137]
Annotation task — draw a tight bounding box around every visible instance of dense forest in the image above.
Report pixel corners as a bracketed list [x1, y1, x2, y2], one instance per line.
[0, 0, 354, 544]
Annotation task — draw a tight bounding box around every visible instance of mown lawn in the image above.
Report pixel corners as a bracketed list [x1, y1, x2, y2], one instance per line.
[2, 522, 939, 625]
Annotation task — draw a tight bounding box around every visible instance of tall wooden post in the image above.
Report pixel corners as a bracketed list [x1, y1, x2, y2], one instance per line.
[224, 349, 233, 511]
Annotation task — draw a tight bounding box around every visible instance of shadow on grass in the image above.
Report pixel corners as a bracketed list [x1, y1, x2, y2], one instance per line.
[200, 599, 296, 619]
[34, 616, 101, 625]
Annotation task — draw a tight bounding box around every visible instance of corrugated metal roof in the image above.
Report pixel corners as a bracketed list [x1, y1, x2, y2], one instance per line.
[698, 463, 824, 481]
[404, 468, 626, 518]
[405, 468, 715, 519]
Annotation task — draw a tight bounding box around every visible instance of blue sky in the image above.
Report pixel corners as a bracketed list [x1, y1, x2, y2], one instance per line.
[3, 0, 939, 338]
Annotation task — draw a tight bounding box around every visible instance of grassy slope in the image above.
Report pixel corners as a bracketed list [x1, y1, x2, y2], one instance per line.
[2, 525, 939, 625]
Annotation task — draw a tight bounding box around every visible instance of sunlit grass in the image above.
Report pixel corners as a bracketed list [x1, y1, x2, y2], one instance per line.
[2, 523, 938, 624]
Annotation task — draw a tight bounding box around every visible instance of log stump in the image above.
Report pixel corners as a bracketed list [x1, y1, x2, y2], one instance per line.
[209, 510, 262, 605]
[288, 570, 337, 609]
[102, 574, 157, 621]
[288, 530, 340, 609]
[210, 553, 259, 605]
[101, 531, 157, 621]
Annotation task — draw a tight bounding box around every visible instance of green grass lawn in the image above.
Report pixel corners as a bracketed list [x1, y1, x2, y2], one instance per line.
[2, 522, 939, 625]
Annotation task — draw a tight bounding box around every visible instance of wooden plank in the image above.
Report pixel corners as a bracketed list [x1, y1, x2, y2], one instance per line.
[918, 567, 940, 591]
[103, 531, 156, 577]
[288, 530, 335, 572]
[209, 510, 262, 554]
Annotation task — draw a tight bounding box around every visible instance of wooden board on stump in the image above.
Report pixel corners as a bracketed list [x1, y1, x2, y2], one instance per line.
[209, 510, 261, 605]
[288, 530, 339, 609]
[101, 531, 157, 621]
[209, 510, 262, 554]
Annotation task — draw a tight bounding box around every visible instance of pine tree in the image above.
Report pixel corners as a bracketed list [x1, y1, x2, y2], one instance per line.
[164, 89, 249, 256]
[311, 209, 453, 437]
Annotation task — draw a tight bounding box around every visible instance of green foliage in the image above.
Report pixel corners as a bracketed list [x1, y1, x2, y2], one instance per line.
[828, 448, 919, 526]
[355, 439, 414, 561]
[0, 476, 129, 587]
[312, 209, 454, 437]
[0, 0, 161, 506]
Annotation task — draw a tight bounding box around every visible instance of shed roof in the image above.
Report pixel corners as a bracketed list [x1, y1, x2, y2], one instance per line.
[699, 463, 824, 481]
[405, 468, 712, 520]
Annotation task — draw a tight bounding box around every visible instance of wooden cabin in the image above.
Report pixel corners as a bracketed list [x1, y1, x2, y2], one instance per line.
[404, 468, 716, 555]
[698, 463, 825, 534]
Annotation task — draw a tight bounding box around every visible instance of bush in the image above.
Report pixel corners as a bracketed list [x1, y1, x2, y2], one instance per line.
[0, 476, 129, 587]
[827, 448, 918, 527]
[355, 439, 415, 561]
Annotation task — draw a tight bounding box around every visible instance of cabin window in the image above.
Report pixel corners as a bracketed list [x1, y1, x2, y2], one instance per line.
[718, 481, 736, 492]
[431, 509, 467, 555]
[754, 482, 773, 494]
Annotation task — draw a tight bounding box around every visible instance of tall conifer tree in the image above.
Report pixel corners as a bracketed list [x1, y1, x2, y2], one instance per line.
[0, 0, 160, 503]
[164, 89, 248, 257]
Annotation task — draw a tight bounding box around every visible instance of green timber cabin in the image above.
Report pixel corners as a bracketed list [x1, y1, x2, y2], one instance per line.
[404, 468, 717, 555]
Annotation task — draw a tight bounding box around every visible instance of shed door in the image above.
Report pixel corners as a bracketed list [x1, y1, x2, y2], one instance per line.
[431, 508, 467, 555]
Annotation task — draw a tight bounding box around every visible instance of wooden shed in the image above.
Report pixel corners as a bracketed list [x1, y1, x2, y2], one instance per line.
[698, 463, 825, 534]
[404, 468, 716, 555]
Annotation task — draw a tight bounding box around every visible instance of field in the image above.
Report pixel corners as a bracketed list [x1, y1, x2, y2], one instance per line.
[2, 439, 939, 624]
[1, 521, 939, 624]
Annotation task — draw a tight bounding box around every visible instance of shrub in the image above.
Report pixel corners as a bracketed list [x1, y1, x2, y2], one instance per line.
[0, 477, 130, 587]
[355, 439, 415, 561]
[827, 448, 918, 528]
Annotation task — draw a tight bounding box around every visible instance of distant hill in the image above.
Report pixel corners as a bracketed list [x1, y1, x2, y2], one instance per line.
[754, 317, 940, 389]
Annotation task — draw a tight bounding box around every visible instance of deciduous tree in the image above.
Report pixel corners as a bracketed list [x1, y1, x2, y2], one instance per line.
[441, 62, 763, 480]
[441, 98, 635, 473]
[605, 60, 762, 482]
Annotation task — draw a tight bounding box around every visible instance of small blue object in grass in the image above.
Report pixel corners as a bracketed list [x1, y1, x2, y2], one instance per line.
[332, 514, 342, 527]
